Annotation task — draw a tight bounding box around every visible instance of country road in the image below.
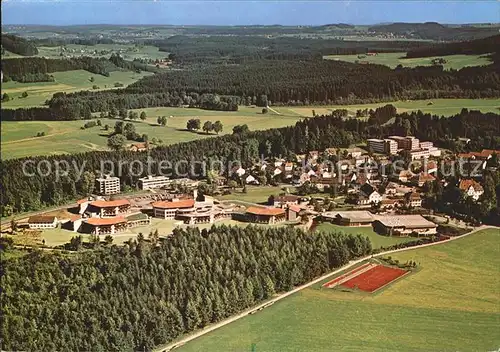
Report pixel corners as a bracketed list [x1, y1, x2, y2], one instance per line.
[154, 225, 495, 352]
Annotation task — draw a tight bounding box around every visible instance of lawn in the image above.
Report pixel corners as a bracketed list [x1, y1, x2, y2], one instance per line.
[1, 107, 300, 159]
[175, 229, 500, 352]
[282, 98, 500, 118]
[324, 52, 493, 70]
[216, 186, 294, 204]
[1, 69, 153, 108]
[314, 222, 415, 249]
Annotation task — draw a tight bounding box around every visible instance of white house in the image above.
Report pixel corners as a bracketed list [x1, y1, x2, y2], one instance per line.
[245, 175, 259, 185]
[28, 216, 58, 229]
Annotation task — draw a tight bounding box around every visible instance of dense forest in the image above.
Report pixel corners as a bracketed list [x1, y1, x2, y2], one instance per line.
[149, 35, 429, 65]
[1, 225, 372, 351]
[405, 34, 500, 58]
[1, 33, 38, 56]
[1, 56, 117, 81]
[367, 22, 499, 41]
[2, 108, 498, 214]
[3, 59, 496, 121]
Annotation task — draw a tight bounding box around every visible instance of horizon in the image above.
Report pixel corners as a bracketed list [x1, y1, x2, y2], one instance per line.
[2, 1, 499, 26]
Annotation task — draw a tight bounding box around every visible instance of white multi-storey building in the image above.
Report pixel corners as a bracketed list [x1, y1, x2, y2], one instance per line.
[138, 175, 171, 190]
[96, 175, 121, 195]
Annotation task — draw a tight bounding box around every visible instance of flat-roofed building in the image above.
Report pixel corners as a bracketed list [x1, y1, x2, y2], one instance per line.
[321, 210, 375, 226]
[96, 175, 121, 195]
[245, 207, 286, 224]
[28, 215, 58, 229]
[419, 141, 434, 149]
[88, 199, 131, 217]
[408, 148, 430, 160]
[373, 215, 437, 236]
[152, 199, 195, 219]
[138, 175, 171, 190]
[367, 139, 397, 155]
[389, 136, 420, 151]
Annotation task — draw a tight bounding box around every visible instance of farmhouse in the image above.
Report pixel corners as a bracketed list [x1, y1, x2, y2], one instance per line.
[321, 210, 375, 226]
[373, 215, 437, 236]
[129, 142, 147, 152]
[405, 192, 423, 207]
[245, 207, 286, 224]
[459, 179, 484, 201]
[28, 216, 58, 229]
[88, 199, 131, 217]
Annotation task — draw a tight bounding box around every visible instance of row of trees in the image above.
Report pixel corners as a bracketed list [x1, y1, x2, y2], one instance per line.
[1, 225, 372, 351]
[186, 119, 223, 134]
[1, 34, 38, 56]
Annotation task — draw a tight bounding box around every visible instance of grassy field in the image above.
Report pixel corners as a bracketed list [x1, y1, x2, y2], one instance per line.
[176, 229, 500, 352]
[1, 107, 300, 159]
[216, 186, 293, 204]
[324, 52, 493, 70]
[281, 98, 500, 118]
[315, 222, 415, 249]
[1, 69, 152, 108]
[2, 98, 499, 159]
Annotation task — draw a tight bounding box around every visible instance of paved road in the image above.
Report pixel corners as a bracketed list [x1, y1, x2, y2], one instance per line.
[154, 225, 495, 352]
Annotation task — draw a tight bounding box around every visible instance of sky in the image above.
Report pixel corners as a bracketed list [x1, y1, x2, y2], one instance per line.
[2, 0, 499, 26]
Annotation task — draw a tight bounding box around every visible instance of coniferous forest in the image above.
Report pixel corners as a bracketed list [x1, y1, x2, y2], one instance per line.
[1, 225, 372, 351]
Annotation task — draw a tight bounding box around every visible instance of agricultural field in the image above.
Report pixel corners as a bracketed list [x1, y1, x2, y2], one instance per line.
[176, 229, 500, 352]
[2, 98, 499, 160]
[280, 98, 500, 118]
[36, 43, 169, 61]
[323, 52, 493, 70]
[1, 69, 153, 108]
[1, 107, 300, 159]
[314, 222, 415, 249]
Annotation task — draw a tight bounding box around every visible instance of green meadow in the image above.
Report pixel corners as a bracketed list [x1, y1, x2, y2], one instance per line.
[1, 69, 152, 108]
[324, 52, 493, 70]
[1, 106, 300, 159]
[176, 229, 500, 352]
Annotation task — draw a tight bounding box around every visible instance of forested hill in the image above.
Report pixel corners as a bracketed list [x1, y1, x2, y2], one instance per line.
[406, 35, 500, 58]
[368, 22, 500, 41]
[2, 108, 498, 214]
[150, 35, 430, 65]
[1, 225, 371, 351]
[1, 33, 38, 56]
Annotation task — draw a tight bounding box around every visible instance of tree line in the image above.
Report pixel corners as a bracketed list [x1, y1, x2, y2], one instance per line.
[1, 56, 117, 81]
[405, 34, 499, 58]
[1, 225, 372, 351]
[1, 34, 39, 56]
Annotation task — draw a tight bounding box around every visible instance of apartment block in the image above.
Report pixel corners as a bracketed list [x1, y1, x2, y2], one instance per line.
[138, 175, 171, 190]
[367, 138, 398, 155]
[96, 175, 121, 195]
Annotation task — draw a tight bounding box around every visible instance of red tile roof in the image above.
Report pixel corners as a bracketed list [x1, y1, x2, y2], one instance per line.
[91, 199, 131, 208]
[418, 173, 435, 183]
[70, 215, 82, 222]
[459, 179, 484, 192]
[77, 198, 90, 204]
[86, 216, 127, 226]
[246, 207, 285, 216]
[288, 205, 302, 213]
[152, 199, 195, 209]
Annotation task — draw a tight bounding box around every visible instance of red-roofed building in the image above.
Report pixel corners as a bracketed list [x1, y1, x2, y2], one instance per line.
[286, 204, 301, 222]
[414, 172, 436, 187]
[129, 142, 147, 152]
[245, 207, 286, 224]
[152, 199, 195, 219]
[459, 179, 484, 201]
[89, 199, 131, 217]
[84, 216, 127, 235]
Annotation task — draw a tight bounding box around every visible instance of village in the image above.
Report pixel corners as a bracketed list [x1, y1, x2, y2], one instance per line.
[13, 133, 498, 248]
